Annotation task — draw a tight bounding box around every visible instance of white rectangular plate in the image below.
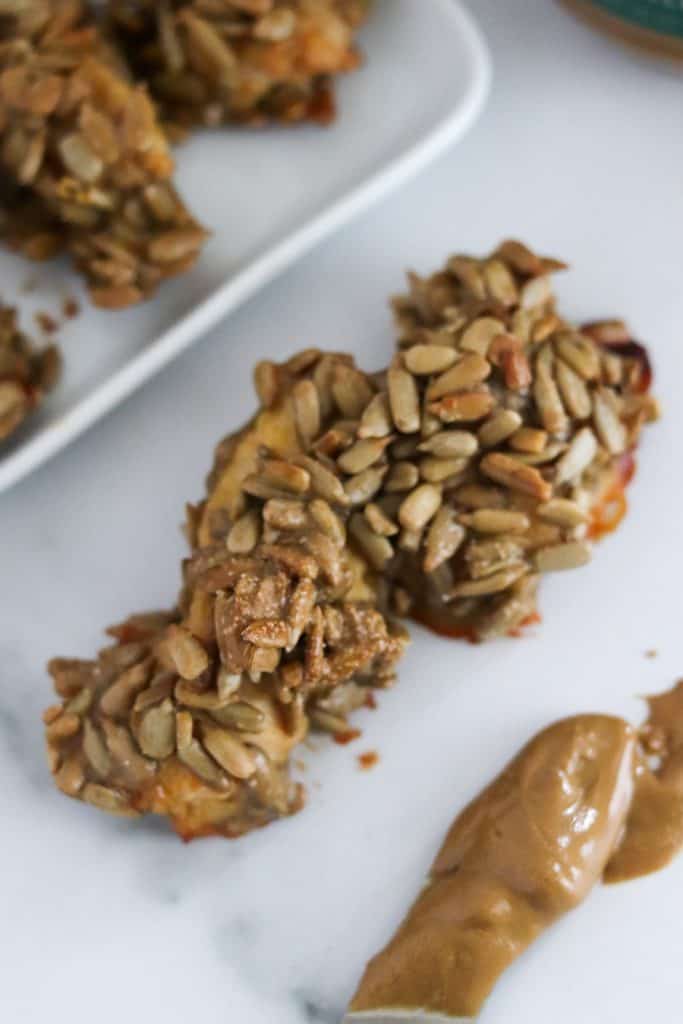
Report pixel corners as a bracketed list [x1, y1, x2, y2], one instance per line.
[0, 0, 490, 493]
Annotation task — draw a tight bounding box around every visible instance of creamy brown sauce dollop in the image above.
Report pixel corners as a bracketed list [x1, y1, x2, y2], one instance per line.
[350, 682, 683, 1020]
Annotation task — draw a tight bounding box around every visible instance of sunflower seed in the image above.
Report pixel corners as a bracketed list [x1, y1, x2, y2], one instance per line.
[484, 258, 518, 306]
[135, 699, 176, 759]
[418, 429, 478, 458]
[461, 509, 530, 534]
[254, 361, 279, 407]
[262, 459, 311, 495]
[358, 392, 393, 438]
[537, 498, 588, 528]
[403, 344, 457, 375]
[165, 625, 209, 681]
[450, 563, 528, 597]
[365, 503, 399, 537]
[419, 456, 468, 483]
[429, 391, 495, 423]
[478, 409, 523, 447]
[344, 466, 387, 505]
[555, 359, 592, 419]
[480, 452, 552, 501]
[534, 541, 592, 572]
[454, 484, 507, 508]
[309, 499, 346, 546]
[294, 455, 349, 506]
[216, 666, 242, 702]
[82, 719, 112, 776]
[227, 509, 261, 553]
[593, 387, 627, 454]
[554, 427, 598, 485]
[262, 499, 307, 531]
[387, 367, 420, 433]
[287, 578, 317, 649]
[349, 514, 394, 570]
[509, 427, 548, 454]
[423, 507, 465, 572]
[210, 702, 265, 733]
[459, 316, 506, 355]
[178, 736, 229, 788]
[82, 784, 138, 817]
[426, 353, 491, 400]
[534, 346, 568, 435]
[292, 379, 321, 446]
[556, 333, 601, 380]
[385, 461, 420, 493]
[398, 484, 442, 532]
[519, 275, 551, 309]
[45, 712, 81, 743]
[202, 726, 256, 780]
[337, 437, 391, 475]
[332, 364, 374, 418]
[100, 659, 153, 717]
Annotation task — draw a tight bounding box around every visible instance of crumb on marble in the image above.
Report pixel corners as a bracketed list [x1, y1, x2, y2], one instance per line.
[357, 750, 379, 771]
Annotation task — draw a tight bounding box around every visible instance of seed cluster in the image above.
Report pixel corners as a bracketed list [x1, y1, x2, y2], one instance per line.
[108, 0, 371, 131]
[0, 303, 60, 441]
[44, 241, 657, 839]
[0, 0, 206, 308]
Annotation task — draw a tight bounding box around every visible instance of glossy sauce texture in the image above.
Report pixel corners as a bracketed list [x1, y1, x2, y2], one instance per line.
[351, 683, 683, 1020]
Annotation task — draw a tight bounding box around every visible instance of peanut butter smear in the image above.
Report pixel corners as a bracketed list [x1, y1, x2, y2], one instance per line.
[350, 682, 683, 1021]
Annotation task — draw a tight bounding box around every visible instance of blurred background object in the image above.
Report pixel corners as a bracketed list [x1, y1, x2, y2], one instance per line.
[561, 0, 683, 60]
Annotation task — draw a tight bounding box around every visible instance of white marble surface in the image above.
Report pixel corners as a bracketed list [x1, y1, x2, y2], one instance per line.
[2, 2, 683, 1021]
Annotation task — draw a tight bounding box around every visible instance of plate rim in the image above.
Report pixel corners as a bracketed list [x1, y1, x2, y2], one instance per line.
[0, 0, 491, 495]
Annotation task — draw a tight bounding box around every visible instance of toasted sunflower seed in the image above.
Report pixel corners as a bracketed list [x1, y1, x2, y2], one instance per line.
[556, 333, 601, 380]
[227, 509, 261, 553]
[478, 409, 523, 448]
[358, 392, 393, 439]
[429, 391, 495, 423]
[419, 457, 467, 483]
[262, 459, 311, 494]
[423, 507, 465, 573]
[459, 316, 506, 355]
[262, 499, 307, 531]
[309, 499, 346, 546]
[388, 366, 420, 433]
[332, 364, 374, 418]
[554, 427, 598, 485]
[294, 455, 349, 507]
[385, 461, 420, 493]
[555, 359, 592, 419]
[534, 541, 592, 572]
[165, 625, 209, 681]
[82, 719, 112, 777]
[398, 484, 442, 532]
[344, 466, 387, 505]
[82, 783, 138, 817]
[403, 344, 457, 375]
[461, 509, 530, 534]
[365, 503, 399, 537]
[136, 699, 176, 759]
[480, 452, 552, 501]
[202, 726, 256, 780]
[292, 379, 321, 446]
[349, 513, 394, 570]
[537, 498, 588, 528]
[450, 563, 528, 597]
[592, 387, 627, 454]
[509, 427, 548, 454]
[418, 429, 478, 458]
[534, 346, 568, 435]
[337, 437, 391, 475]
[426, 353, 491, 400]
